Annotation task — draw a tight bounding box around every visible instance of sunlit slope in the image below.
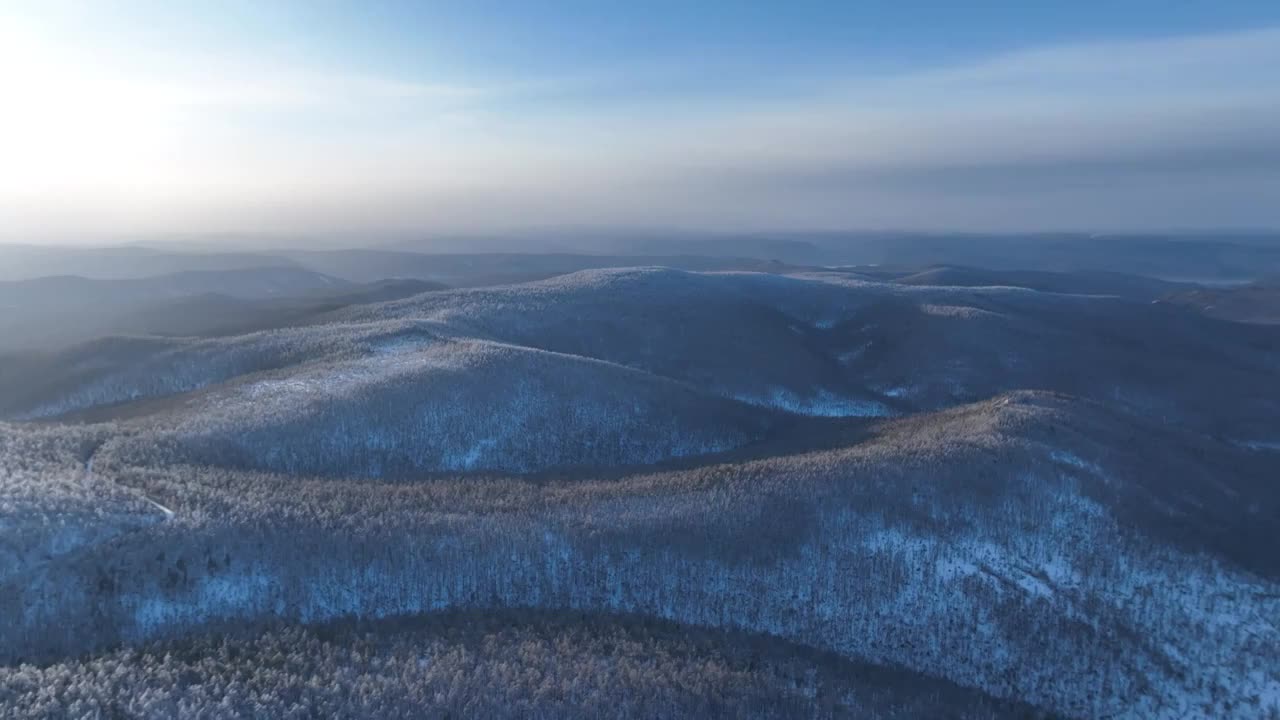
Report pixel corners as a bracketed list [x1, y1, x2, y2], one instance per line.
[4, 392, 1276, 718]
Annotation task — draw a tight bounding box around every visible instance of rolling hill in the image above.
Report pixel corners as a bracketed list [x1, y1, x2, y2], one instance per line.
[0, 610, 1044, 719]
[2, 391, 1276, 718]
[884, 264, 1194, 300]
[6, 268, 1273, 439]
[0, 269, 446, 353]
[1159, 277, 1280, 324]
[0, 263, 1277, 719]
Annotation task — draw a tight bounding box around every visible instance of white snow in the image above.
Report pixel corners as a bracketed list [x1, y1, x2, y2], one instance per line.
[1049, 449, 1105, 477]
[878, 386, 911, 398]
[140, 495, 175, 518]
[837, 342, 873, 365]
[732, 388, 892, 417]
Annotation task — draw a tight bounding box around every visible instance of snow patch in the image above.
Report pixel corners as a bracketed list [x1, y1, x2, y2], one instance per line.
[732, 388, 892, 417]
[837, 342, 872, 365]
[1236, 439, 1280, 452]
[878, 385, 912, 398]
[1050, 449, 1105, 477]
[128, 569, 274, 634]
[368, 334, 434, 356]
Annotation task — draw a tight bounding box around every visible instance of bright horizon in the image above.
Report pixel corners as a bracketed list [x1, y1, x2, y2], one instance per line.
[3, 1, 1280, 241]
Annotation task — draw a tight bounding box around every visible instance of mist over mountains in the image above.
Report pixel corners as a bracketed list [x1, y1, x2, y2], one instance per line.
[1, 235, 1278, 719]
[7, 230, 1280, 281]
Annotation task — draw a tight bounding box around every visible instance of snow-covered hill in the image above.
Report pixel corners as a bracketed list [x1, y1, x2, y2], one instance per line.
[1, 267, 1277, 718]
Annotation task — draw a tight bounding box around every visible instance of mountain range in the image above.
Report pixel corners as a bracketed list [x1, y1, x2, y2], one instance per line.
[0, 243, 1278, 718]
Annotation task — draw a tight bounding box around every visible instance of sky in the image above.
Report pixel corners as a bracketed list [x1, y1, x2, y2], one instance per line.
[2, 0, 1279, 241]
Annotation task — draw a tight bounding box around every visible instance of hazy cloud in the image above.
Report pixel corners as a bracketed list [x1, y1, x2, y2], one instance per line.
[1, 20, 1278, 237]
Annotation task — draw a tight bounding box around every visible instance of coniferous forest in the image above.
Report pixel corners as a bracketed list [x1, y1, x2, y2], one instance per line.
[1, 263, 1278, 718]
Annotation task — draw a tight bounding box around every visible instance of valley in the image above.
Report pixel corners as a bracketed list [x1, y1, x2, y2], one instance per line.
[2, 252, 1278, 718]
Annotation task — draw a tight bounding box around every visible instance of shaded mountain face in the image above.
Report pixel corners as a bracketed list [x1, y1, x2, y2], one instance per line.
[657, 232, 1280, 282]
[148, 338, 772, 477]
[4, 232, 1279, 289]
[0, 245, 299, 282]
[1, 265, 1277, 719]
[274, 249, 790, 285]
[0, 267, 351, 306]
[0, 610, 1044, 720]
[0, 244, 790, 285]
[5, 268, 1274, 443]
[0, 269, 446, 353]
[0, 247, 792, 353]
[1159, 278, 1280, 324]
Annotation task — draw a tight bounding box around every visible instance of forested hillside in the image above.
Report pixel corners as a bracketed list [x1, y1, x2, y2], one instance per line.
[1, 268, 1277, 719]
[0, 610, 1047, 719]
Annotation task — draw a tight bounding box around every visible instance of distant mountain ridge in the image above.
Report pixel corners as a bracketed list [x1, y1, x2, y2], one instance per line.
[5, 230, 1280, 284]
[0, 266, 350, 305]
[0, 269, 446, 353]
[1159, 276, 1280, 324]
[878, 264, 1194, 300]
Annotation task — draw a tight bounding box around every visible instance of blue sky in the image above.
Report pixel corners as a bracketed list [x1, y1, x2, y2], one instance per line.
[2, 1, 1279, 238]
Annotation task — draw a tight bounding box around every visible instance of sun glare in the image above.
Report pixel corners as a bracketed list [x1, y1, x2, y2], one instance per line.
[0, 22, 183, 200]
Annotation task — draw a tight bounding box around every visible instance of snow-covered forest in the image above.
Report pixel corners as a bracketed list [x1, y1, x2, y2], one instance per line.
[2, 268, 1278, 719]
